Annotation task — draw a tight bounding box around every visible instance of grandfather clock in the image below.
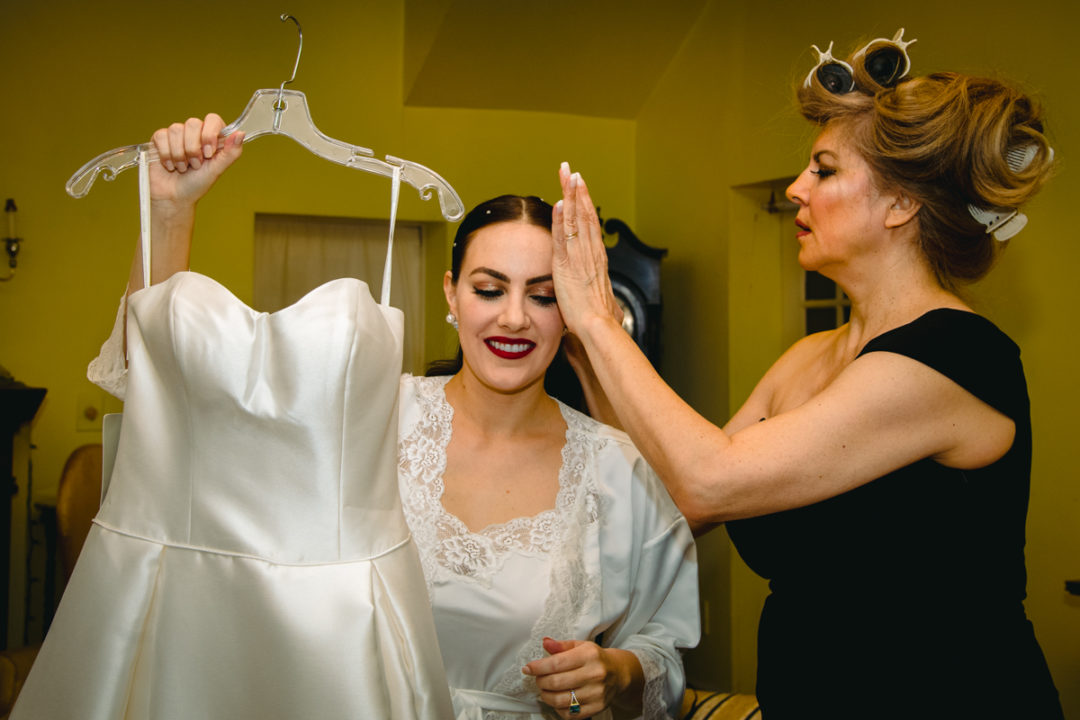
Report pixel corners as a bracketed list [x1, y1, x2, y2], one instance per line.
[546, 215, 667, 412]
[602, 216, 667, 369]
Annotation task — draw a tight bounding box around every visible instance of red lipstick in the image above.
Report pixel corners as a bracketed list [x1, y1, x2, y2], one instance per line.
[485, 337, 536, 359]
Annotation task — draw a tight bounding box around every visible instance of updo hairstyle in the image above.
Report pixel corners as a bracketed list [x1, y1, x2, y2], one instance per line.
[447, 194, 553, 284]
[798, 39, 1055, 288]
[427, 194, 574, 391]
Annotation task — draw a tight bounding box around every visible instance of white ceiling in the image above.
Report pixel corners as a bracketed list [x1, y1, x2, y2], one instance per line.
[403, 0, 709, 118]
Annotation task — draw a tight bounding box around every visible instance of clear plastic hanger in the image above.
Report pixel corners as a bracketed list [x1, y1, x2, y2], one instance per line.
[65, 14, 465, 222]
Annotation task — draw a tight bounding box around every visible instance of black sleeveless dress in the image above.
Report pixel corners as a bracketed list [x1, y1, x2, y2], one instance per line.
[726, 309, 1063, 719]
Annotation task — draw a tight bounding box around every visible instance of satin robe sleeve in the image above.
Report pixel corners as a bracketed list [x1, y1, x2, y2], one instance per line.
[87, 293, 129, 400]
[594, 430, 700, 719]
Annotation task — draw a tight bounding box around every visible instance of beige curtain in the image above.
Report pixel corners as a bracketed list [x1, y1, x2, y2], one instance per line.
[253, 213, 425, 374]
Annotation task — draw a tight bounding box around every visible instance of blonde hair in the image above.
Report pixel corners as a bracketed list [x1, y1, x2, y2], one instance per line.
[798, 43, 1054, 288]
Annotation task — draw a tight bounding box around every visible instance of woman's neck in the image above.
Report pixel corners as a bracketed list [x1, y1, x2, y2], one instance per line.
[444, 370, 562, 439]
[834, 255, 968, 358]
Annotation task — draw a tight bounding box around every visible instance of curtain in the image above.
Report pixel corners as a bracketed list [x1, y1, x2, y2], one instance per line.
[253, 213, 425, 374]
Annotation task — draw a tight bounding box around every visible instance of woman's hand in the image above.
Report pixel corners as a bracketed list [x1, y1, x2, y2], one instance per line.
[552, 163, 620, 338]
[148, 113, 244, 217]
[128, 113, 244, 293]
[523, 637, 642, 718]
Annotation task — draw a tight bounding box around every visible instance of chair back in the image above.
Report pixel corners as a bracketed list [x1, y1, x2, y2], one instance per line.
[55, 444, 103, 580]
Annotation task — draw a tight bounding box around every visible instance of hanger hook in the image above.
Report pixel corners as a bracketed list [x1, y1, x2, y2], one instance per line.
[275, 14, 303, 110]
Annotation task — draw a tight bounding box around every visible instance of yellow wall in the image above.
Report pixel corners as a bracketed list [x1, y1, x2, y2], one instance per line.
[0, 0, 634, 500]
[2, 0, 1077, 715]
[637, 0, 1080, 713]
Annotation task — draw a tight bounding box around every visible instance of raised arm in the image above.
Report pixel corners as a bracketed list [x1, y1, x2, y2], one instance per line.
[127, 114, 244, 294]
[551, 165, 1014, 526]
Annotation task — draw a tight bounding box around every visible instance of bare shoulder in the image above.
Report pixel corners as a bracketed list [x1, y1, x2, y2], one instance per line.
[833, 349, 1016, 468]
[767, 330, 840, 382]
[725, 329, 840, 433]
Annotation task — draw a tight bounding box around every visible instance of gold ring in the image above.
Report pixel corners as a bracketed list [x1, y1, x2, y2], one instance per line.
[569, 689, 581, 714]
[566, 232, 579, 240]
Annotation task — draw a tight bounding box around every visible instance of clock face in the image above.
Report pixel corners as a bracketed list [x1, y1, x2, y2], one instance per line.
[611, 278, 646, 349]
[616, 294, 636, 337]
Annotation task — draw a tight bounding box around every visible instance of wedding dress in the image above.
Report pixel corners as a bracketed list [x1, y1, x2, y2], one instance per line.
[12, 162, 453, 719]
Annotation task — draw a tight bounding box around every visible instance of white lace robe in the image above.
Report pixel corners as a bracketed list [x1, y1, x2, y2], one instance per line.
[398, 375, 699, 720]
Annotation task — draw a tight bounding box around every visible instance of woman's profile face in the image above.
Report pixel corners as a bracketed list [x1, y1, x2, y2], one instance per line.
[445, 220, 564, 395]
[785, 124, 895, 278]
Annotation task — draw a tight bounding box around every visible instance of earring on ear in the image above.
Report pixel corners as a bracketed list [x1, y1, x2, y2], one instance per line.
[446, 313, 459, 331]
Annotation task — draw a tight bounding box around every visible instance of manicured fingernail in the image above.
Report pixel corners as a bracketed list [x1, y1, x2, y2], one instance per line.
[176, 161, 187, 172]
[521, 666, 533, 675]
[561, 161, 569, 172]
[163, 160, 175, 172]
[204, 144, 214, 158]
[571, 173, 579, 188]
[555, 200, 563, 210]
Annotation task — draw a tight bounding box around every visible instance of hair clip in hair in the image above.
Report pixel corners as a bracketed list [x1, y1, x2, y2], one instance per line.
[853, 28, 915, 86]
[804, 28, 916, 94]
[967, 144, 1050, 241]
[968, 205, 1027, 242]
[804, 41, 853, 92]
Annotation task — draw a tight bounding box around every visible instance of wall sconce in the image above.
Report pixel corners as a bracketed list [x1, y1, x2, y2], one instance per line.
[2, 199, 21, 282]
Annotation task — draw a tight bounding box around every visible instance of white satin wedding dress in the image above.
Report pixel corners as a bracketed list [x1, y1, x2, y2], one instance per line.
[13, 166, 453, 718]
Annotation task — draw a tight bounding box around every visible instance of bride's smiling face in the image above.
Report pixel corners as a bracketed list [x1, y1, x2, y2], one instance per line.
[445, 220, 564, 395]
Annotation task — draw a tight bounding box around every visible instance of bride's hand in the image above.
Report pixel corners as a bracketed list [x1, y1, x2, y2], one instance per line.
[551, 163, 620, 337]
[148, 113, 244, 214]
[523, 637, 642, 718]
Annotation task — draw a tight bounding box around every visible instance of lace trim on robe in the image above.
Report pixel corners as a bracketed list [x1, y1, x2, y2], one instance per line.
[87, 292, 129, 400]
[398, 376, 588, 589]
[631, 648, 676, 720]
[398, 375, 606, 706]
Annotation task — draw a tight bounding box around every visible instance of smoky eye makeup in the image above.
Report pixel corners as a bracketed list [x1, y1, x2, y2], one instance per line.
[472, 286, 502, 300]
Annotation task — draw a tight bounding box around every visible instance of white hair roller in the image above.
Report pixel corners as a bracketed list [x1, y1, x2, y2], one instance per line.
[967, 144, 1052, 241]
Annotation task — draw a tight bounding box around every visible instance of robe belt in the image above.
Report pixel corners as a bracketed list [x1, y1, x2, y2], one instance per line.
[452, 688, 541, 718]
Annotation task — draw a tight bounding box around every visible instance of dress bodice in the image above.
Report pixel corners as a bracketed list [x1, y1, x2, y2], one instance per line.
[98, 271, 411, 563]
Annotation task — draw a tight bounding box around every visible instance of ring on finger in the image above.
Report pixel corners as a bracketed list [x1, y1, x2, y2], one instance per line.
[569, 689, 581, 715]
[566, 231, 579, 240]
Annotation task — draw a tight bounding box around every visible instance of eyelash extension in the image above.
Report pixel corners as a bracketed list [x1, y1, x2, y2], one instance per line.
[811, 168, 836, 178]
[472, 287, 557, 307]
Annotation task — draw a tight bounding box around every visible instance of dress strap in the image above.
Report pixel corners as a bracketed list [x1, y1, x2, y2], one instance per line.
[380, 164, 401, 307]
[137, 147, 152, 289]
[136, 147, 402, 303]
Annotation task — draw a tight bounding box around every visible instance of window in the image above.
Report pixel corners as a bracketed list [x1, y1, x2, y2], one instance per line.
[802, 270, 850, 335]
[253, 213, 426, 373]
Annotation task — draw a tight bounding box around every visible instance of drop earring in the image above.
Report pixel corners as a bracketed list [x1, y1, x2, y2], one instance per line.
[446, 312, 459, 331]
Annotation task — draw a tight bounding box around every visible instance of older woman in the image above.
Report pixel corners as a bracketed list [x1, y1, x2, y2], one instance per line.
[553, 29, 1063, 719]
